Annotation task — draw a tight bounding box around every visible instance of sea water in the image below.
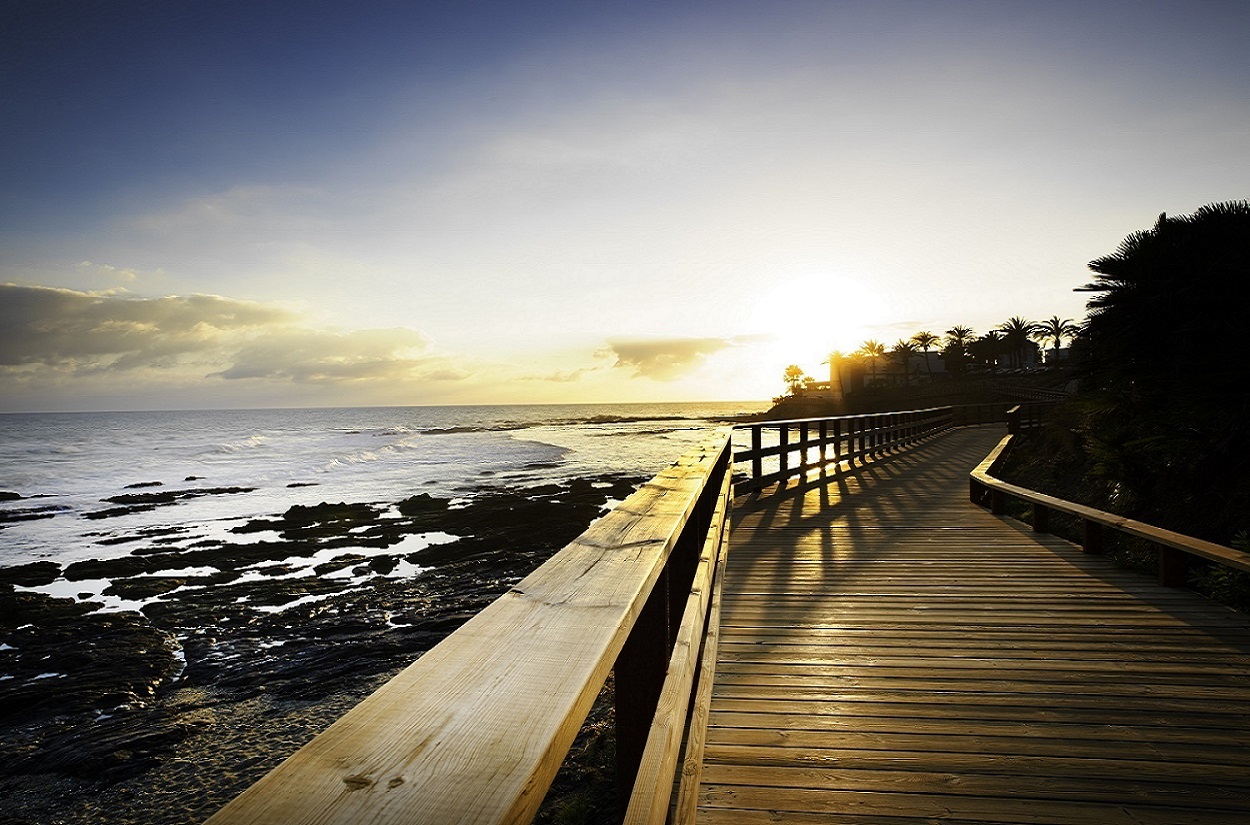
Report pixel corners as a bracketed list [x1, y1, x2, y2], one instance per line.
[0, 402, 766, 570]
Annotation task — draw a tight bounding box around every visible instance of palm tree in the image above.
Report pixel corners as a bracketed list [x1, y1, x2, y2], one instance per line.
[910, 330, 940, 377]
[858, 340, 885, 386]
[783, 364, 806, 394]
[1033, 315, 1078, 362]
[997, 317, 1040, 368]
[943, 325, 975, 374]
[945, 325, 975, 353]
[890, 339, 917, 386]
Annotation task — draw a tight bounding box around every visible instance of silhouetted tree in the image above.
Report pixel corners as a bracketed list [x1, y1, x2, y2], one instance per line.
[783, 364, 807, 394]
[943, 325, 975, 374]
[890, 339, 916, 387]
[910, 330, 940, 377]
[858, 340, 885, 386]
[967, 331, 1006, 369]
[997, 316, 1040, 368]
[1075, 201, 1250, 539]
[1034, 316, 1078, 363]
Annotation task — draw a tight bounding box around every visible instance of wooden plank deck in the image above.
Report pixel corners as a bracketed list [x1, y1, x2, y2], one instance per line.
[696, 425, 1250, 824]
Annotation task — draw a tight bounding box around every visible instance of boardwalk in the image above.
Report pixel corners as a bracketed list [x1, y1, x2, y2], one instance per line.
[696, 425, 1250, 824]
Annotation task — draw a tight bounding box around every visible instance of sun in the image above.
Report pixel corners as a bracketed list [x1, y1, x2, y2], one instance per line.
[745, 270, 890, 375]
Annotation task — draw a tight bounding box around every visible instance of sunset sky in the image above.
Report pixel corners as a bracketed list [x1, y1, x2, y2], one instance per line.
[3, 0, 1248, 412]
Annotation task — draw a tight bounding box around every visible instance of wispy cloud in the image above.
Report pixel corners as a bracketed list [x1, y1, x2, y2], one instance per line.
[213, 327, 458, 384]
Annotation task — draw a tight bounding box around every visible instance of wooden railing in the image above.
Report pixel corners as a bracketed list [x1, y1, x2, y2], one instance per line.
[731, 407, 957, 494]
[991, 382, 1072, 402]
[970, 428, 1250, 586]
[207, 429, 735, 825]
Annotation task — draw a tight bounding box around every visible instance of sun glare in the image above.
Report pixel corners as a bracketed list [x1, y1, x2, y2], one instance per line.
[746, 271, 889, 374]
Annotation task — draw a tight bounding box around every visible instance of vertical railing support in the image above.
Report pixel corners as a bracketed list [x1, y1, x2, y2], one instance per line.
[1082, 519, 1103, 554]
[777, 424, 789, 484]
[1158, 546, 1189, 588]
[614, 568, 669, 818]
[1032, 503, 1050, 533]
[799, 422, 810, 479]
[750, 426, 762, 483]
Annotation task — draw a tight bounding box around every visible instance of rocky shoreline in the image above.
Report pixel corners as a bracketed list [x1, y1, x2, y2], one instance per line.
[0, 474, 641, 824]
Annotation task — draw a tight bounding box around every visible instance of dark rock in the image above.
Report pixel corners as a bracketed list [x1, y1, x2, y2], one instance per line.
[0, 560, 61, 587]
[65, 556, 166, 581]
[104, 577, 191, 600]
[0, 472, 646, 824]
[123, 482, 164, 490]
[104, 487, 255, 506]
[105, 491, 179, 505]
[367, 556, 397, 575]
[0, 505, 63, 524]
[0, 590, 181, 726]
[85, 504, 160, 520]
[0, 491, 22, 501]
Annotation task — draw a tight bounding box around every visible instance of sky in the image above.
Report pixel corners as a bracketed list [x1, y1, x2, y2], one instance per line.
[2, 0, 1248, 412]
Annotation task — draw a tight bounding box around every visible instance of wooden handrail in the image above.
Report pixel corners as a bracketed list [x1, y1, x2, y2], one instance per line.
[970, 433, 1250, 586]
[732, 407, 956, 494]
[206, 429, 734, 825]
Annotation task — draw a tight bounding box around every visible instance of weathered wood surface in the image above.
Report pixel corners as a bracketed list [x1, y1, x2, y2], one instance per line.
[697, 425, 1250, 824]
[206, 432, 731, 825]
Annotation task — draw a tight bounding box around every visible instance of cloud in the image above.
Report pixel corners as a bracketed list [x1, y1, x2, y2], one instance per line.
[604, 336, 739, 381]
[213, 327, 457, 384]
[0, 283, 295, 373]
[0, 283, 459, 391]
[77, 260, 147, 284]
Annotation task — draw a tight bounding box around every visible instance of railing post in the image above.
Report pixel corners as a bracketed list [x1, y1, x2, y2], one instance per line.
[1007, 406, 1021, 435]
[1082, 519, 1102, 554]
[1158, 546, 1189, 588]
[1032, 503, 1050, 533]
[990, 489, 1006, 515]
[778, 424, 789, 484]
[799, 422, 810, 477]
[833, 419, 842, 465]
[750, 426, 762, 484]
[818, 421, 828, 473]
[614, 569, 669, 817]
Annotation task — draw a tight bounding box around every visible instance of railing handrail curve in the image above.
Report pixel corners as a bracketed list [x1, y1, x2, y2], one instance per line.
[970, 433, 1250, 580]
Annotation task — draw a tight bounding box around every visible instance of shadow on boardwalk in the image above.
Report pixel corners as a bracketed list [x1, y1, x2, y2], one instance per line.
[699, 425, 1250, 825]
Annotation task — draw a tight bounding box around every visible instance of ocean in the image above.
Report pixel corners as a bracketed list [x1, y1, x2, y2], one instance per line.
[0, 401, 766, 609]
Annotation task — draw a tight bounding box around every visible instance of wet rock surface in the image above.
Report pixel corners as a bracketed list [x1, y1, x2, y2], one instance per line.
[0, 473, 640, 824]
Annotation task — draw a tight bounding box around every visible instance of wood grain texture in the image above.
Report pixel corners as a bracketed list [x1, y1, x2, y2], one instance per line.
[206, 433, 732, 825]
[696, 425, 1250, 825]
